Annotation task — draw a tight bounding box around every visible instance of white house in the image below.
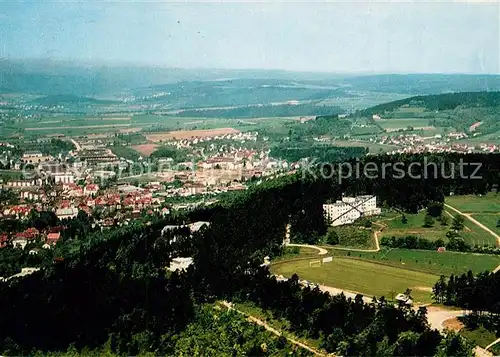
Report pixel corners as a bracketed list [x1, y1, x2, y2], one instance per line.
[12, 237, 28, 250]
[323, 195, 381, 226]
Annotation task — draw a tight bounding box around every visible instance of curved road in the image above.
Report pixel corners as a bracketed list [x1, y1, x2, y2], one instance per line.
[287, 243, 328, 255]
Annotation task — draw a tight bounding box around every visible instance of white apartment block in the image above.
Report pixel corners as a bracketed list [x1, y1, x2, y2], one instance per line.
[323, 195, 381, 226]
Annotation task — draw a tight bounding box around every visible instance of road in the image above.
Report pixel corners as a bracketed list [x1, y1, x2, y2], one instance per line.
[287, 243, 328, 255]
[69, 138, 82, 151]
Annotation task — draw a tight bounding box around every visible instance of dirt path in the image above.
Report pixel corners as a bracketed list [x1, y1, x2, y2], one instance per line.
[444, 209, 471, 231]
[220, 301, 328, 356]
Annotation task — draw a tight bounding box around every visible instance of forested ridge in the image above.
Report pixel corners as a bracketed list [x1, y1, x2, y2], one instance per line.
[1, 153, 499, 355]
[358, 91, 500, 116]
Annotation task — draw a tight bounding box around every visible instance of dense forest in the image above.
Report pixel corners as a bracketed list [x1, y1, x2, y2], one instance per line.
[1, 153, 499, 355]
[270, 143, 367, 163]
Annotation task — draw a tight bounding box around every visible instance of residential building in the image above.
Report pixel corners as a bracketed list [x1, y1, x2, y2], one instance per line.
[56, 207, 79, 220]
[21, 151, 49, 164]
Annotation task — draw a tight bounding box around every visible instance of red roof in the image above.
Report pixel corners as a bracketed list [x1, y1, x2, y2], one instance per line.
[47, 232, 61, 241]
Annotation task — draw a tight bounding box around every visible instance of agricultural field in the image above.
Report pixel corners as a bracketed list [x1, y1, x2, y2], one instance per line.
[333, 248, 500, 276]
[381, 211, 494, 246]
[0, 113, 299, 139]
[145, 128, 240, 142]
[131, 144, 160, 156]
[271, 257, 438, 304]
[377, 118, 431, 130]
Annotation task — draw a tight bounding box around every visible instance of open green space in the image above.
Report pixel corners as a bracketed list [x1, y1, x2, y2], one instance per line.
[381, 210, 494, 246]
[446, 193, 500, 213]
[332, 248, 500, 276]
[472, 213, 500, 236]
[326, 225, 376, 249]
[271, 257, 438, 304]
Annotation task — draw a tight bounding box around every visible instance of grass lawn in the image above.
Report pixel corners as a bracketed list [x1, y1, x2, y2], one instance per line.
[271, 257, 438, 304]
[384, 211, 449, 241]
[446, 193, 500, 213]
[381, 211, 496, 246]
[472, 213, 500, 237]
[332, 248, 500, 276]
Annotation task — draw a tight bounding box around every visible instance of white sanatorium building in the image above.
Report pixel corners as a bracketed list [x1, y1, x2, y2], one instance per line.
[323, 195, 381, 226]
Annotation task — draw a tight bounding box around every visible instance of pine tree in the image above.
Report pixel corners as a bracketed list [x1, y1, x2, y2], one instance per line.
[451, 214, 465, 231]
[423, 213, 434, 228]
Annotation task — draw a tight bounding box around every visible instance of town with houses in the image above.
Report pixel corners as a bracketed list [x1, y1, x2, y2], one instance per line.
[0, 132, 301, 268]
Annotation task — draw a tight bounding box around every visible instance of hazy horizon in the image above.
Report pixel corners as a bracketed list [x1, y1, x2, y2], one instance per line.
[1, 1, 499, 74]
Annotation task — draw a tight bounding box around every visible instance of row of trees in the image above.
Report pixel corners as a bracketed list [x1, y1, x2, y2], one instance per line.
[433, 271, 500, 313]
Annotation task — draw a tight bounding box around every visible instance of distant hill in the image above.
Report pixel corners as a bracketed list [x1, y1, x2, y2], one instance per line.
[2, 59, 500, 101]
[359, 91, 500, 116]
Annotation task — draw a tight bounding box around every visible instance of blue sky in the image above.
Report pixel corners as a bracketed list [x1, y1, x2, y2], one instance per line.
[0, 1, 498, 74]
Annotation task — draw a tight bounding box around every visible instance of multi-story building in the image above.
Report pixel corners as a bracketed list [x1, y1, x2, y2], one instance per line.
[323, 195, 381, 226]
[21, 151, 50, 164]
